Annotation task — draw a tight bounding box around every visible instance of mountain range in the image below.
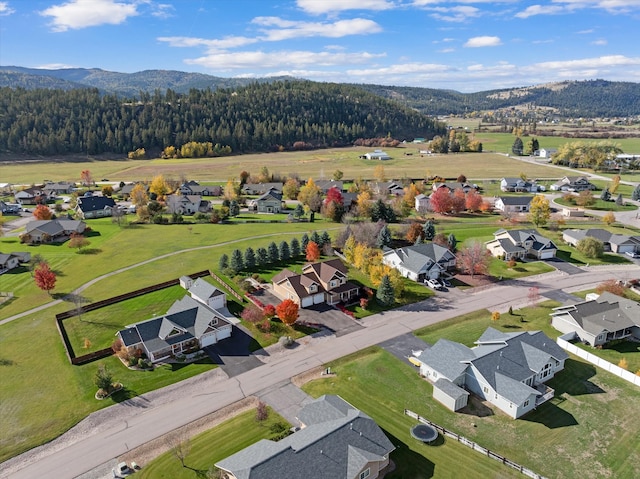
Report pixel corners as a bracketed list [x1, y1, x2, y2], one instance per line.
[1, 66, 640, 118]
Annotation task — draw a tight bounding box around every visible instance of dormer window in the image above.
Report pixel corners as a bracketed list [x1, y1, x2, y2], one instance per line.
[330, 280, 337, 288]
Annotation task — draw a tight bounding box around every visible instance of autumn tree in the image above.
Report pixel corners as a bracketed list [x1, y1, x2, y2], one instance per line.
[610, 175, 621, 194]
[596, 279, 625, 296]
[577, 237, 604, 259]
[283, 178, 300, 200]
[491, 311, 501, 321]
[68, 234, 90, 252]
[130, 183, 149, 207]
[618, 358, 629, 370]
[33, 204, 52, 220]
[406, 222, 424, 243]
[575, 190, 595, 207]
[451, 188, 466, 214]
[101, 185, 114, 197]
[602, 211, 616, 226]
[80, 169, 93, 187]
[457, 241, 490, 278]
[34, 262, 56, 295]
[356, 190, 372, 218]
[373, 164, 386, 182]
[465, 189, 483, 212]
[224, 179, 239, 201]
[149, 174, 170, 198]
[276, 299, 299, 326]
[241, 304, 264, 324]
[298, 178, 322, 212]
[403, 183, 420, 211]
[306, 241, 321, 262]
[528, 195, 550, 227]
[429, 187, 453, 214]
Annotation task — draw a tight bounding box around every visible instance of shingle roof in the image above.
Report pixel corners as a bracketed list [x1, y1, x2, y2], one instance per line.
[497, 196, 534, 206]
[216, 395, 394, 479]
[416, 339, 474, 381]
[25, 219, 85, 236]
[188, 278, 224, 303]
[434, 378, 469, 401]
[383, 243, 455, 275]
[76, 196, 115, 212]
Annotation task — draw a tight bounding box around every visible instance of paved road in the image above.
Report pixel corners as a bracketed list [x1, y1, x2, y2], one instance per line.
[3, 264, 638, 479]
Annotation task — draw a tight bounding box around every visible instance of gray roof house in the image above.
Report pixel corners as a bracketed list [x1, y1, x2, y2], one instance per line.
[382, 243, 456, 282]
[75, 196, 116, 219]
[562, 228, 640, 254]
[178, 182, 221, 196]
[486, 229, 557, 260]
[414, 327, 568, 419]
[241, 182, 284, 195]
[166, 194, 211, 215]
[14, 187, 51, 205]
[550, 176, 595, 192]
[314, 179, 344, 193]
[248, 188, 283, 214]
[24, 219, 86, 243]
[216, 395, 395, 479]
[0, 251, 31, 274]
[43, 181, 75, 195]
[500, 178, 538, 193]
[117, 287, 233, 363]
[551, 292, 640, 347]
[494, 196, 533, 214]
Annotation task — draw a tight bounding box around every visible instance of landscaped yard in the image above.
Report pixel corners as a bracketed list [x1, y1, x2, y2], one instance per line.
[554, 196, 637, 212]
[303, 305, 640, 479]
[575, 340, 640, 374]
[137, 407, 290, 479]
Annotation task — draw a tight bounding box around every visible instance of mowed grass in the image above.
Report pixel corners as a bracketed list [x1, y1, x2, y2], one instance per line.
[137, 408, 290, 479]
[4, 147, 564, 185]
[554, 197, 637, 212]
[303, 303, 640, 479]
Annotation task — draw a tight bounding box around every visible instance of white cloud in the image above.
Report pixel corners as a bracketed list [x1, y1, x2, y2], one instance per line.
[428, 5, 481, 22]
[0, 1, 15, 16]
[439, 48, 456, 53]
[515, 4, 567, 18]
[151, 3, 174, 19]
[157, 35, 258, 51]
[40, 0, 138, 32]
[516, 0, 640, 18]
[35, 63, 77, 69]
[464, 35, 502, 47]
[591, 38, 607, 45]
[252, 17, 382, 41]
[529, 54, 640, 71]
[184, 50, 385, 70]
[297, 0, 395, 15]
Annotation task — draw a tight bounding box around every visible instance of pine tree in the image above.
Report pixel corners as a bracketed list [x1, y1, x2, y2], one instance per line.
[376, 224, 392, 248]
[448, 233, 458, 252]
[632, 185, 640, 201]
[615, 193, 623, 206]
[229, 200, 240, 217]
[301, 233, 309, 252]
[244, 247, 256, 270]
[279, 241, 290, 261]
[230, 249, 244, 273]
[511, 137, 524, 156]
[423, 220, 436, 241]
[321, 231, 331, 247]
[256, 247, 268, 266]
[376, 275, 395, 306]
[310, 231, 321, 247]
[600, 187, 611, 201]
[268, 241, 279, 263]
[219, 253, 229, 270]
[293, 203, 304, 219]
[290, 237, 301, 257]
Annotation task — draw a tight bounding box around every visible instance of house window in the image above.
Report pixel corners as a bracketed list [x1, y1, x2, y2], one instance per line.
[360, 468, 370, 479]
[330, 280, 337, 288]
[309, 285, 316, 292]
[483, 386, 489, 394]
[524, 399, 530, 408]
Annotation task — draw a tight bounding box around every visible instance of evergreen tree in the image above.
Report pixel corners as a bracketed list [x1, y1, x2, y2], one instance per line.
[600, 187, 611, 201]
[310, 231, 321, 247]
[256, 247, 268, 266]
[447, 233, 458, 253]
[321, 231, 331, 248]
[229, 200, 240, 217]
[279, 241, 291, 261]
[423, 220, 436, 241]
[376, 224, 392, 248]
[301, 233, 309, 252]
[290, 237, 301, 257]
[230, 249, 244, 273]
[376, 275, 395, 306]
[512, 137, 524, 156]
[244, 247, 256, 271]
[268, 241, 279, 263]
[615, 193, 624, 206]
[219, 253, 229, 270]
[632, 185, 640, 201]
[293, 203, 304, 219]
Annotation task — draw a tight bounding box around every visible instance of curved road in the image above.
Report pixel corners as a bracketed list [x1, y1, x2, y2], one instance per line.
[2, 264, 639, 479]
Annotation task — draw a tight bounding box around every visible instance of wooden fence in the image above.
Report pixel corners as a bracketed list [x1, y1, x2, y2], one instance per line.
[404, 409, 548, 479]
[209, 270, 244, 302]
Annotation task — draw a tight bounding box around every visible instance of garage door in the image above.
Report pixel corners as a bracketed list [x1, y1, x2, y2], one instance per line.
[217, 327, 232, 340]
[201, 333, 217, 347]
[313, 293, 325, 304]
[540, 251, 556, 260]
[301, 296, 314, 308]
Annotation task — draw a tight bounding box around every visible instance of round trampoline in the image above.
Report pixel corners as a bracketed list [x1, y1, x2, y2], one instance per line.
[411, 424, 438, 444]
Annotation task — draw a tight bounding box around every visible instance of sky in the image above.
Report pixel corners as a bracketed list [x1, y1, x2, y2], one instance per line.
[0, 0, 639, 92]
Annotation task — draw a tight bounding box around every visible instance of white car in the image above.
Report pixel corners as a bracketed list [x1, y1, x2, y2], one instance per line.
[425, 279, 443, 290]
[625, 251, 640, 258]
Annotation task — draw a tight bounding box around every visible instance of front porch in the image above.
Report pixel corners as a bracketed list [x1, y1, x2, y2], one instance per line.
[534, 383, 555, 406]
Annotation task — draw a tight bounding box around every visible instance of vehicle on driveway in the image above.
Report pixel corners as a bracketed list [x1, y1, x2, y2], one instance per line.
[425, 279, 443, 290]
[625, 251, 640, 258]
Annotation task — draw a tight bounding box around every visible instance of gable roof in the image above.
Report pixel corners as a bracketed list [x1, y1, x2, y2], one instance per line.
[493, 229, 556, 252]
[216, 395, 394, 479]
[383, 242, 455, 275]
[25, 219, 85, 237]
[76, 196, 116, 212]
[188, 277, 224, 303]
[302, 258, 348, 282]
[497, 196, 533, 206]
[256, 188, 283, 202]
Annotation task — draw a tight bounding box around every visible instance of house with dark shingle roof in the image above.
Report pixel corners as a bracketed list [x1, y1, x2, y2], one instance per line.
[166, 194, 211, 215]
[500, 178, 538, 193]
[272, 259, 359, 308]
[43, 181, 75, 195]
[550, 176, 595, 192]
[0, 251, 31, 274]
[562, 228, 640, 254]
[241, 182, 284, 195]
[14, 187, 51, 205]
[486, 229, 557, 260]
[216, 395, 394, 479]
[75, 196, 116, 219]
[382, 242, 455, 282]
[116, 280, 234, 362]
[178, 181, 221, 196]
[494, 196, 533, 214]
[551, 292, 640, 347]
[248, 188, 283, 213]
[414, 327, 568, 419]
[24, 219, 86, 243]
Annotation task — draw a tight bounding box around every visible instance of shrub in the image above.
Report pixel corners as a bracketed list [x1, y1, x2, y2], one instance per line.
[278, 335, 294, 348]
[256, 401, 269, 422]
[618, 357, 629, 370]
[576, 237, 604, 259]
[491, 311, 500, 321]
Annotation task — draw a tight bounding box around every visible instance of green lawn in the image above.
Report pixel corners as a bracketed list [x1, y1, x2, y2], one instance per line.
[137, 407, 290, 479]
[488, 258, 555, 280]
[554, 197, 637, 212]
[575, 340, 640, 373]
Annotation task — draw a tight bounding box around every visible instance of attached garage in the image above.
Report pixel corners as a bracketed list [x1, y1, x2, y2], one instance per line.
[538, 249, 556, 260]
[216, 325, 232, 341]
[201, 332, 218, 348]
[301, 296, 314, 308]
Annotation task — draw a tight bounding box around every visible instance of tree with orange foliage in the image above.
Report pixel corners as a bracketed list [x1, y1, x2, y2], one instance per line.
[457, 241, 490, 278]
[276, 299, 299, 326]
[80, 169, 93, 188]
[306, 241, 320, 261]
[451, 188, 466, 214]
[34, 262, 56, 295]
[405, 222, 423, 243]
[33, 204, 52, 220]
[465, 189, 483, 212]
[595, 279, 625, 296]
[429, 187, 453, 214]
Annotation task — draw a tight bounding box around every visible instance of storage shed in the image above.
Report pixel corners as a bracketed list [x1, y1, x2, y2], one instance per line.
[433, 378, 469, 412]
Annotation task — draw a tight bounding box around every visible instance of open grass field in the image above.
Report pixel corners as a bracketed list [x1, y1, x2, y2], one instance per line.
[3, 147, 566, 185]
[137, 407, 290, 479]
[554, 197, 637, 212]
[302, 303, 640, 479]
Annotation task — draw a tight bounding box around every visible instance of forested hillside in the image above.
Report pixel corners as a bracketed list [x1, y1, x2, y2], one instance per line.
[0, 81, 444, 156]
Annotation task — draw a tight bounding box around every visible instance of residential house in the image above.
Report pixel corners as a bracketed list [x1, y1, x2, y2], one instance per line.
[216, 395, 395, 479]
[116, 285, 233, 363]
[486, 229, 557, 260]
[314, 179, 344, 193]
[166, 194, 211, 215]
[186, 277, 228, 311]
[241, 182, 284, 195]
[24, 219, 86, 243]
[272, 258, 360, 308]
[500, 178, 538, 193]
[551, 292, 640, 347]
[562, 228, 640, 254]
[431, 182, 476, 194]
[0, 252, 31, 274]
[493, 196, 533, 214]
[0, 201, 20, 214]
[382, 243, 456, 282]
[178, 182, 221, 196]
[537, 148, 557, 159]
[370, 181, 404, 196]
[341, 192, 358, 212]
[119, 182, 147, 199]
[363, 149, 391, 160]
[75, 196, 116, 219]
[248, 188, 283, 213]
[415, 193, 431, 212]
[414, 327, 568, 419]
[43, 181, 75, 196]
[550, 176, 595, 192]
[14, 187, 51, 205]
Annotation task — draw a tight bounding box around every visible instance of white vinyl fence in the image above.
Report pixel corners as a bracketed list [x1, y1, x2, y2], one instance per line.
[557, 333, 640, 387]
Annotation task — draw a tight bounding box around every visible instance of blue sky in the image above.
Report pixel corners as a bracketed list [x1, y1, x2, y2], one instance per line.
[1, 0, 639, 92]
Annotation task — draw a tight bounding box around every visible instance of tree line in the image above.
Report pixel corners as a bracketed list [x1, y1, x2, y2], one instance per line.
[0, 81, 445, 156]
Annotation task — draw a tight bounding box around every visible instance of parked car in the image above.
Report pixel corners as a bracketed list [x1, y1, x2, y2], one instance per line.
[425, 279, 443, 290]
[625, 251, 640, 258]
[113, 462, 132, 477]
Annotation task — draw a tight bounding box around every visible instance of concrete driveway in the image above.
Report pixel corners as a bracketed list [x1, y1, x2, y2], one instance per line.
[203, 325, 264, 377]
[256, 380, 314, 426]
[544, 258, 584, 275]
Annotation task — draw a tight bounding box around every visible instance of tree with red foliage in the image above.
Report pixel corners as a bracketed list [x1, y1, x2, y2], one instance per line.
[465, 189, 483, 212]
[34, 262, 56, 295]
[263, 304, 276, 319]
[429, 187, 453, 214]
[306, 241, 321, 261]
[80, 169, 93, 188]
[33, 204, 52, 220]
[456, 241, 490, 278]
[241, 304, 264, 323]
[325, 186, 343, 205]
[451, 188, 466, 214]
[276, 299, 299, 326]
[596, 279, 626, 297]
